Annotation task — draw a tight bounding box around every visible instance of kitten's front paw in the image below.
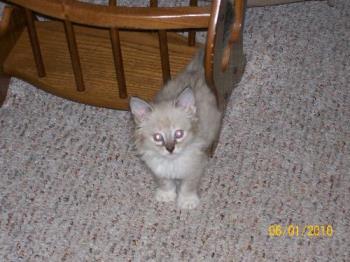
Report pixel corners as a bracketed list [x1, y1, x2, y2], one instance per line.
[155, 188, 177, 202]
[177, 194, 200, 209]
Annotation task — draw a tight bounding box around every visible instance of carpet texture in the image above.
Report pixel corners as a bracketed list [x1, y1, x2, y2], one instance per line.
[1, 1, 349, 261]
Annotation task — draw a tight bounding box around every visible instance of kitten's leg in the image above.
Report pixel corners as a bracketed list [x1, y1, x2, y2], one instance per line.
[154, 177, 177, 202]
[177, 174, 201, 209]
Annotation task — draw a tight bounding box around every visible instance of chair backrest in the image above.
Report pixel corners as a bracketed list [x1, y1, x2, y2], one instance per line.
[5, 0, 245, 109]
[7, 0, 213, 95]
[247, 0, 330, 7]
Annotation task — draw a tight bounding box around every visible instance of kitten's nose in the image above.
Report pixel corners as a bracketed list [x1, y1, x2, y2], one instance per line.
[165, 144, 175, 153]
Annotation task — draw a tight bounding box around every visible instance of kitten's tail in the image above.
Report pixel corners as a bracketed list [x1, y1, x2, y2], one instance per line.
[186, 48, 205, 73]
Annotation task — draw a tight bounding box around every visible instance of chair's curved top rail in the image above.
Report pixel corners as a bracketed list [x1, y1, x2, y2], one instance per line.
[7, 0, 211, 30]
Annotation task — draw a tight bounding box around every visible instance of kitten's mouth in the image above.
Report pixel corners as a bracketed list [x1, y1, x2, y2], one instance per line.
[166, 151, 176, 156]
[164, 149, 178, 157]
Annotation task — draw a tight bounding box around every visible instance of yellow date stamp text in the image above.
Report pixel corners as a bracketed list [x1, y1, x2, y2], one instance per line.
[268, 224, 333, 238]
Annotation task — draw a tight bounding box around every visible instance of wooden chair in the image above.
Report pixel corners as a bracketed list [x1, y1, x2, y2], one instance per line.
[248, 0, 334, 7]
[0, 0, 246, 111]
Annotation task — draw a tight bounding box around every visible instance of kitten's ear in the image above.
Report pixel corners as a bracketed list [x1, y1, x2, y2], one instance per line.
[129, 97, 153, 122]
[175, 87, 196, 114]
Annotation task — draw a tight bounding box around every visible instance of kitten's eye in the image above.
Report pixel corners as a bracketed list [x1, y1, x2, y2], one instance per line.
[174, 129, 184, 139]
[153, 133, 164, 142]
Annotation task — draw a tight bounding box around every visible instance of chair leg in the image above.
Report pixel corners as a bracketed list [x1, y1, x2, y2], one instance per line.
[230, 36, 246, 93]
[0, 75, 10, 107]
[327, 0, 335, 7]
[0, 6, 26, 107]
[208, 140, 219, 158]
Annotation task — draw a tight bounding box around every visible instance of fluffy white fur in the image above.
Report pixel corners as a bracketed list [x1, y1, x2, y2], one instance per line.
[130, 50, 222, 209]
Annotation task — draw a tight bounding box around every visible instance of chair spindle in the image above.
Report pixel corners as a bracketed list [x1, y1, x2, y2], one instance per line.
[188, 0, 198, 46]
[24, 8, 45, 77]
[63, 20, 85, 92]
[158, 30, 171, 84]
[150, 0, 171, 84]
[109, 0, 127, 99]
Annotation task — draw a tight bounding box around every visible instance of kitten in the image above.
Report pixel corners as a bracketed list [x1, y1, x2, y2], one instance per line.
[129, 49, 222, 209]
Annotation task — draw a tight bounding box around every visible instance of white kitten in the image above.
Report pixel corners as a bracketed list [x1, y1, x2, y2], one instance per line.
[130, 50, 222, 209]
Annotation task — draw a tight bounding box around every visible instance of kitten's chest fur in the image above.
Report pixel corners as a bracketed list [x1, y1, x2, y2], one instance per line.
[142, 147, 204, 179]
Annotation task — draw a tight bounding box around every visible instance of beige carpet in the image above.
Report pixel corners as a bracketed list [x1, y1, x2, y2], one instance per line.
[0, 1, 349, 261]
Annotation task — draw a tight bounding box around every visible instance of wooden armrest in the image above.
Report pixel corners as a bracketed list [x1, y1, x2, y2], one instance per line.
[7, 0, 211, 30]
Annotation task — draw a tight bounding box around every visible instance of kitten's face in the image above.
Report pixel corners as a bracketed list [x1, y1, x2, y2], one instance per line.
[139, 105, 195, 156]
[130, 88, 197, 157]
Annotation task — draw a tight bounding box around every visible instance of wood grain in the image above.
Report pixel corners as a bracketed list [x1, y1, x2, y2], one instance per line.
[110, 27, 127, 99]
[205, 0, 246, 155]
[204, 0, 221, 104]
[0, 75, 10, 107]
[24, 8, 46, 77]
[150, 0, 171, 84]
[158, 30, 171, 84]
[7, 0, 210, 30]
[0, 6, 26, 74]
[221, 0, 244, 71]
[3, 21, 199, 110]
[109, 0, 117, 5]
[0, 6, 26, 107]
[188, 0, 198, 46]
[109, 0, 127, 98]
[64, 20, 85, 92]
